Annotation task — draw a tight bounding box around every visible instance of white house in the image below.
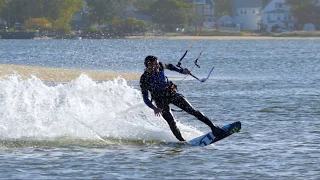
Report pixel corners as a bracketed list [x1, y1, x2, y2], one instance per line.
[232, 0, 263, 31]
[262, 0, 295, 31]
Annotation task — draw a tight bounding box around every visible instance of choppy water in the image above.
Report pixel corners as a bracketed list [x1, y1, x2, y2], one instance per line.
[0, 39, 319, 179]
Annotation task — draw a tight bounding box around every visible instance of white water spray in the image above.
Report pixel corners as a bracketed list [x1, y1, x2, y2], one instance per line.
[0, 74, 201, 142]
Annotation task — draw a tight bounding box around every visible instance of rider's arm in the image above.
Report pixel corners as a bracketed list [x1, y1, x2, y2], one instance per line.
[163, 63, 183, 73]
[140, 74, 156, 109]
[163, 62, 190, 75]
[142, 91, 156, 109]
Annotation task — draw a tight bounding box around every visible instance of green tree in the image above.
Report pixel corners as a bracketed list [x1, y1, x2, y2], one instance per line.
[52, 0, 83, 33]
[149, 0, 191, 31]
[285, 0, 320, 27]
[0, 0, 83, 32]
[181, 1, 198, 27]
[86, 0, 133, 25]
[132, 0, 156, 14]
[262, 0, 270, 7]
[0, 0, 48, 24]
[285, 0, 314, 6]
[24, 18, 51, 30]
[120, 17, 147, 33]
[108, 16, 147, 36]
[214, 0, 232, 18]
[133, 0, 196, 24]
[0, 0, 6, 11]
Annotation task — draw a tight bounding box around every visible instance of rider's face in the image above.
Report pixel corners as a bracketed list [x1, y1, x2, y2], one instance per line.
[148, 60, 160, 72]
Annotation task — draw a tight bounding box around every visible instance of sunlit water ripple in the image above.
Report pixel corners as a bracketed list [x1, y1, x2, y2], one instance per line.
[0, 39, 319, 179]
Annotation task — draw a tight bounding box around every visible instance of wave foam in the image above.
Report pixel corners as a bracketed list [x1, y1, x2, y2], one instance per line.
[0, 74, 201, 143]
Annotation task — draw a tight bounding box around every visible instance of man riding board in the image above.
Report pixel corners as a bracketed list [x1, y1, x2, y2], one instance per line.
[140, 55, 226, 141]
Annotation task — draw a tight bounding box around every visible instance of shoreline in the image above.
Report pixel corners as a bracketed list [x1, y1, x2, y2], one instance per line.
[124, 35, 320, 40]
[0, 64, 141, 82]
[2, 35, 319, 41]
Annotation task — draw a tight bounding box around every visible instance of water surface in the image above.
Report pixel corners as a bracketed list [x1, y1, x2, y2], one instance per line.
[0, 39, 319, 179]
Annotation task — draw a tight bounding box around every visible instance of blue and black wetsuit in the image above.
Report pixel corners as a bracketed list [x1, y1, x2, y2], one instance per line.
[140, 62, 222, 141]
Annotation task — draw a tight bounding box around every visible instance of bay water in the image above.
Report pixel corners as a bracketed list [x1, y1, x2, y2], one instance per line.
[0, 38, 319, 179]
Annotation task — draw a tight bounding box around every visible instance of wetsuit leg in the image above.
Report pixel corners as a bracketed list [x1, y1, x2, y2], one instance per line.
[155, 100, 185, 141]
[170, 93, 225, 137]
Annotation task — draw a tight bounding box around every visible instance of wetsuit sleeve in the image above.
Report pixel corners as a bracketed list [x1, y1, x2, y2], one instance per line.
[140, 74, 155, 109]
[143, 94, 155, 109]
[163, 63, 183, 73]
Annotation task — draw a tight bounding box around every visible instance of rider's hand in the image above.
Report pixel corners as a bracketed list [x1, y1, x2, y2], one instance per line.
[153, 107, 163, 117]
[181, 68, 191, 75]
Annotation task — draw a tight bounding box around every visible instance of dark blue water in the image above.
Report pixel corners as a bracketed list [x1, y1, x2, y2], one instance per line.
[0, 39, 319, 179]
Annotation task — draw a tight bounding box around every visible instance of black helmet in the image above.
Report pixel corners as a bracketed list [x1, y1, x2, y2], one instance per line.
[144, 55, 158, 67]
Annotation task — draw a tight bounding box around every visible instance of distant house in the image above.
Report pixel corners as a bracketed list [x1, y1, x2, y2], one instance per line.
[232, 0, 263, 31]
[216, 15, 239, 31]
[186, 0, 215, 29]
[314, 0, 320, 6]
[262, 0, 294, 31]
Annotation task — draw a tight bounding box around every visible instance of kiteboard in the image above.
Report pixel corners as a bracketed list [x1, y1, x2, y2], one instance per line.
[168, 121, 241, 147]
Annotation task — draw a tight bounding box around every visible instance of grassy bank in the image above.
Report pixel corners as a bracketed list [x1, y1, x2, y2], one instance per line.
[260, 31, 320, 37]
[164, 30, 320, 37]
[167, 30, 243, 36]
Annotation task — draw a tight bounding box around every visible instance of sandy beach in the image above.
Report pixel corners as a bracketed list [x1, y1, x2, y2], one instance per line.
[125, 35, 320, 40]
[0, 64, 141, 82]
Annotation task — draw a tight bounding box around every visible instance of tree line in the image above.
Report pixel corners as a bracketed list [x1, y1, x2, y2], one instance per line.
[0, 0, 199, 33]
[286, 0, 320, 27]
[0, 0, 319, 33]
[0, 0, 84, 32]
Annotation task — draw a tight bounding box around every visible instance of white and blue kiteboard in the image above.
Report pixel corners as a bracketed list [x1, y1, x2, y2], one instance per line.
[168, 121, 241, 147]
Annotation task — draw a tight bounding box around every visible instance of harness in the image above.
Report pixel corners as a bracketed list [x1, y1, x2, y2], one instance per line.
[166, 77, 177, 92]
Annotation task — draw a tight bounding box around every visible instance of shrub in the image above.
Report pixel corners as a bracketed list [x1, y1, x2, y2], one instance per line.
[24, 18, 51, 31]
